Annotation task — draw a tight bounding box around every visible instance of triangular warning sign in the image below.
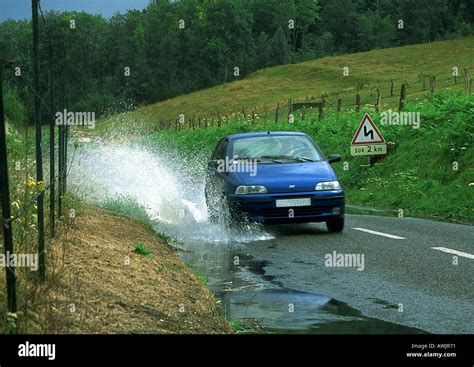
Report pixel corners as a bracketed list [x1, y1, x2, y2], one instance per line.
[351, 113, 385, 145]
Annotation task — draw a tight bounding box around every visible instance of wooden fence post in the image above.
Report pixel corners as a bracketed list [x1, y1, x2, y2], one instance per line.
[399, 83, 407, 111]
[337, 98, 342, 112]
[319, 97, 325, 120]
[275, 103, 279, 123]
[390, 80, 394, 96]
[376, 88, 381, 112]
[355, 93, 360, 112]
[429, 76, 436, 95]
[463, 68, 470, 92]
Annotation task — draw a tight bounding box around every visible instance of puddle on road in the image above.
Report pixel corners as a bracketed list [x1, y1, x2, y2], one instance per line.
[179, 239, 425, 334]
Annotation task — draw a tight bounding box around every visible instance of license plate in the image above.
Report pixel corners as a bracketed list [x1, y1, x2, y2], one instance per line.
[275, 198, 311, 208]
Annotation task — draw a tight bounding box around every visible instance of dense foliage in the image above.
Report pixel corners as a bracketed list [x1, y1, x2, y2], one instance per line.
[0, 0, 472, 122]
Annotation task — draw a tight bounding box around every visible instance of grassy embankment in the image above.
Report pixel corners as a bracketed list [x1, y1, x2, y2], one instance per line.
[99, 36, 474, 134]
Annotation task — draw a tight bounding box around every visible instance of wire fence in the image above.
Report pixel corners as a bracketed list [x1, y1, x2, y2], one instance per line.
[154, 69, 471, 131]
[0, 0, 69, 315]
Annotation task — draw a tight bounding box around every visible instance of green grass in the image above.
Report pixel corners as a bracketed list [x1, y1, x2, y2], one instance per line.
[95, 195, 178, 244]
[144, 91, 473, 222]
[229, 320, 257, 334]
[187, 266, 209, 286]
[133, 242, 152, 258]
[155, 231, 178, 245]
[98, 37, 474, 134]
[96, 195, 153, 227]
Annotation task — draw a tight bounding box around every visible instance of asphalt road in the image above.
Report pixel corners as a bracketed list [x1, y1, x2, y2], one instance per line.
[242, 214, 474, 334]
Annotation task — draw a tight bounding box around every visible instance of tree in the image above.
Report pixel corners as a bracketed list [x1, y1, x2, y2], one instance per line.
[255, 32, 272, 68]
[270, 27, 290, 66]
[396, 0, 451, 44]
[291, 0, 319, 52]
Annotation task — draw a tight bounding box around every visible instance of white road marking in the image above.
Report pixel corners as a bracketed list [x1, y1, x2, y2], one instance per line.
[431, 247, 474, 260]
[352, 227, 406, 240]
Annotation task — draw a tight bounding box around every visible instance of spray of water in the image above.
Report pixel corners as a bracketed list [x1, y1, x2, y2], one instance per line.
[69, 139, 272, 244]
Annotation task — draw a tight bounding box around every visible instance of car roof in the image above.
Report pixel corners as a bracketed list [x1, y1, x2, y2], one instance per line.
[225, 131, 308, 140]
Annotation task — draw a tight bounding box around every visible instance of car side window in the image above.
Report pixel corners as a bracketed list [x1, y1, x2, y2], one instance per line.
[216, 140, 228, 160]
[212, 139, 224, 159]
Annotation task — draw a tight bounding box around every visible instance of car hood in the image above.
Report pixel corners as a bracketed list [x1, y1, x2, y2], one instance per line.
[233, 161, 337, 193]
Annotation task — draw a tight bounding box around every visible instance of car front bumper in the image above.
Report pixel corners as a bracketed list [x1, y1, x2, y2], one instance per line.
[226, 190, 345, 224]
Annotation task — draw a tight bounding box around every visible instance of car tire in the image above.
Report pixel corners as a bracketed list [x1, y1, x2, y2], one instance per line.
[326, 217, 344, 233]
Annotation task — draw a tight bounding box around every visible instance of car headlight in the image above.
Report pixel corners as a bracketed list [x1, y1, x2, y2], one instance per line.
[315, 180, 341, 190]
[235, 185, 268, 194]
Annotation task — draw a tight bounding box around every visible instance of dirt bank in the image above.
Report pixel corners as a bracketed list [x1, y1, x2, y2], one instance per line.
[46, 206, 230, 334]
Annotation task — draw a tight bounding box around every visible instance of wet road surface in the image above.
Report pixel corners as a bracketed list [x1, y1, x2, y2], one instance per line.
[179, 214, 473, 334]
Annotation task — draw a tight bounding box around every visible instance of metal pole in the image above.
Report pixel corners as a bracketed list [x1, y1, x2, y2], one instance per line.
[64, 124, 68, 192]
[48, 44, 55, 237]
[57, 76, 64, 218]
[57, 124, 63, 216]
[0, 61, 17, 312]
[32, 0, 46, 281]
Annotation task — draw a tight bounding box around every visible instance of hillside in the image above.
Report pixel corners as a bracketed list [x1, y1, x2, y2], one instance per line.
[102, 37, 474, 131]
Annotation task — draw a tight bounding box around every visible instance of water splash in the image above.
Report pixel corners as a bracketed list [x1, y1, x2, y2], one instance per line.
[69, 140, 272, 244]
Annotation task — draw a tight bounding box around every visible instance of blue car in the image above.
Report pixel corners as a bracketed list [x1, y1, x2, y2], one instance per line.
[205, 131, 345, 232]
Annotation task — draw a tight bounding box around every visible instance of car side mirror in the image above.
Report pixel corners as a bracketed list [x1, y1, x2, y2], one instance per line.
[327, 154, 341, 164]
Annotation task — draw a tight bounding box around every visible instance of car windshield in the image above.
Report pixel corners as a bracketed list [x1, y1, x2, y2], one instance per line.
[231, 135, 323, 162]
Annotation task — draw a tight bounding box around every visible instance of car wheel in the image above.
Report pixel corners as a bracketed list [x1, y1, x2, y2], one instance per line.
[326, 217, 344, 233]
